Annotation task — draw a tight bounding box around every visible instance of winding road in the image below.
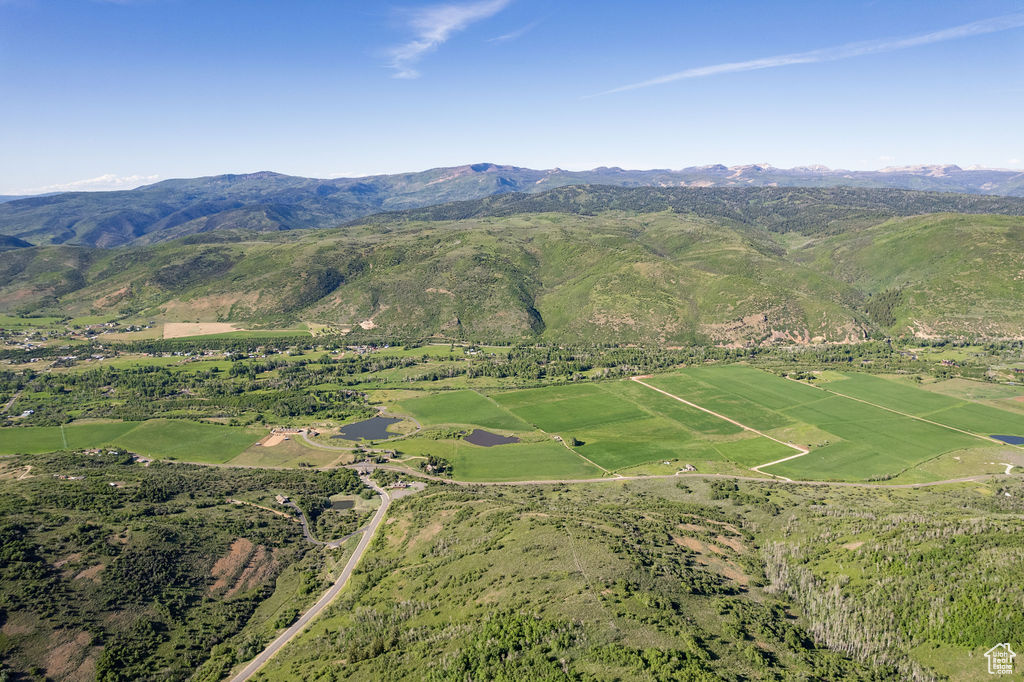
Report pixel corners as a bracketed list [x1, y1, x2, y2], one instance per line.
[229, 476, 395, 682]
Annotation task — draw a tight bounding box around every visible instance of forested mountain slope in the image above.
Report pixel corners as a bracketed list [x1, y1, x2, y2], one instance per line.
[1, 187, 1021, 343]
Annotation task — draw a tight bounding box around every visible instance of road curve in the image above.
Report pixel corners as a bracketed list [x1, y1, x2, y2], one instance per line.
[228, 477, 392, 682]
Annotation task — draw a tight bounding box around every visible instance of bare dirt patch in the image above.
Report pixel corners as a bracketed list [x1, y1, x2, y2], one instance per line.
[209, 538, 279, 598]
[94, 286, 129, 309]
[164, 322, 238, 339]
[261, 432, 288, 447]
[53, 552, 83, 568]
[226, 546, 279, 598]
[716, 535, 746, 553]
[210, 538, 255, 593]
[1, 612, 37, 636]
[44, 630, 97, 682]
[719, 563, 750, 585]
[681, 514, 742, 535]
[74, 564, 105, 582]
[678, 522, 709, 533]
[842, 540, 865, 550]
[674, 536, 706, 553]
[411, 521, 443, 547]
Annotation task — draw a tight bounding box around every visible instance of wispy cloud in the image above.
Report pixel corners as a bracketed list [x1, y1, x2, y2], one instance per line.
[487, 19, 539, 44]
[594, 12, 1024, 96]
[17, 174, 160, 195]
[387, 0, 512, 79]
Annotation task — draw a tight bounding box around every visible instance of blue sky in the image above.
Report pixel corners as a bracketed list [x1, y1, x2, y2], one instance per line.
[1, 0, 1023, 193]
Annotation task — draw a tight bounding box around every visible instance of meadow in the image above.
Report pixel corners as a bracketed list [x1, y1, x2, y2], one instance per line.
[0, 419, 261, 462]
[645, 366, 1022, 481]
[385, 365, 1022, 482]
[396, 389, 529, 431]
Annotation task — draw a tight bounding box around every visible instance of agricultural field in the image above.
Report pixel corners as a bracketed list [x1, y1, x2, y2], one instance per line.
[820, 372, 1024, 436]
[379, 365, 1023, 482]
[0, 419, 262, 462]
[396, 389, 529, 431]
[388, 378, 792, 477]
[644, 366, 1023, 481]
[4, 363, 1018, 483]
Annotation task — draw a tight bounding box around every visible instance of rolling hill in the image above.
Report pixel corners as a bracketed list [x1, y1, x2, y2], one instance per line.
[1, 186, 1021, 343]
[1, 163, 1023, 248]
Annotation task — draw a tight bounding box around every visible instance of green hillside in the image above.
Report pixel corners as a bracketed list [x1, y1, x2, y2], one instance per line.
[1, 187, 1021, 342]
[797, 213, 1024, 337]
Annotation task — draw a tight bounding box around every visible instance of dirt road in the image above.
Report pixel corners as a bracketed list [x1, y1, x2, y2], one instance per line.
[629, 376, 809, 479]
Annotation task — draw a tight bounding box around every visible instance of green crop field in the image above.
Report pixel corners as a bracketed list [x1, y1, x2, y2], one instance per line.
[493, 383, 648, 432]
[396, 390, 529, 431]
[111, 420, 262, 462]
[823, 373, 1024, 437]
[643, 371, 797, 431]
[642, 366, 1014, 481]
[447, 440, 603, 481]
[485, 379, 794, 472]
[713, 436, 796, 467]
[0, 419, 261, 462]
[0, 421, 141, 454]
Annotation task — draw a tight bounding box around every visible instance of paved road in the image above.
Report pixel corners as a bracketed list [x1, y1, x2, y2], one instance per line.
[228, 477, 392, 682]
[348, 462, 1004, 490]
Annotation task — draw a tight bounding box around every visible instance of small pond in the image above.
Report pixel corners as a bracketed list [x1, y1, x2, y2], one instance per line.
[464, 429, 520, 447]
[991, 435, 1024, 445]
[330, 499, 355, 511]
[331, 416, 402, 441]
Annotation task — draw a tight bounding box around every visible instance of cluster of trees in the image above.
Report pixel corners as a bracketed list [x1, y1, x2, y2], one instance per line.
[0, 452, 368, 680]
[1, 362, 372, 426]
[762, 483, 1024, 680]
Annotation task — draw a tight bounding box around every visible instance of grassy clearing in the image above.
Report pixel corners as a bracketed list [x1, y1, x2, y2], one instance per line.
[110, 420, 262, 462]
[228, 439, 342, 468]
[448, 440, 604, 481]
[0, 421, 141, 454]
[396, 390, 529, 431]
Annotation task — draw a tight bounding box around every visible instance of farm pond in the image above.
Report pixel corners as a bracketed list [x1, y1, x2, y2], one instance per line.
[991, 435, 1024, 445]
[332, 416, 402, 441]
[464, 429, 521, 447]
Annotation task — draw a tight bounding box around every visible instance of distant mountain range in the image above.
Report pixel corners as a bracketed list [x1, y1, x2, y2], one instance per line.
[1, 163, 1023, 247]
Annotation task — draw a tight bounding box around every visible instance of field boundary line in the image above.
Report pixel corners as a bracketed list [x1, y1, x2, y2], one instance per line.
[555, 436, 616, 476]
[630, 377, 808, 480]
[477, 389, 615, 476]
[786, 375, 1024, 452]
